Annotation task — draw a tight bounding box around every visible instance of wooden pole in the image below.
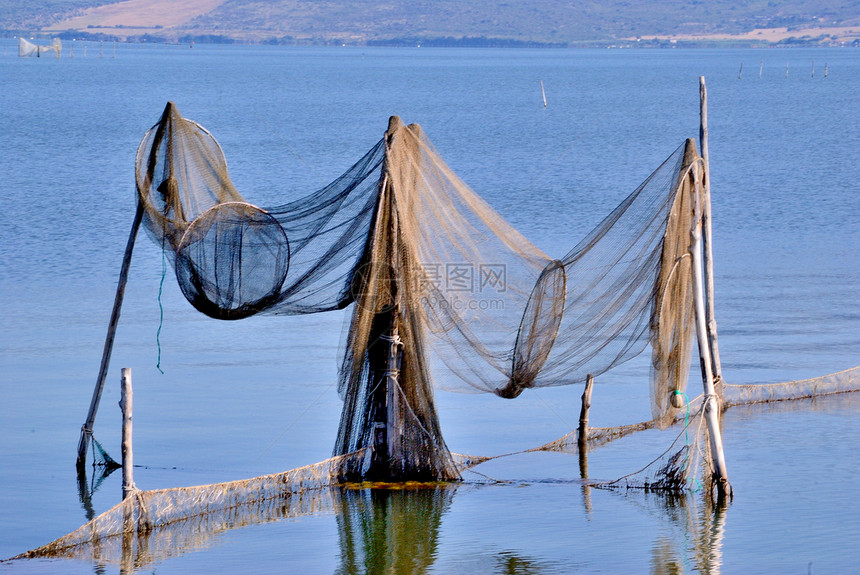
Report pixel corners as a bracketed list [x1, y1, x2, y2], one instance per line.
[698, 77, 723, 387]
[385, 309, 404, 476]
[120, 367, 135, 499]
[577, 374, 594, 479]
[76, 201, 145, 467]
[692, 162, 731, 499]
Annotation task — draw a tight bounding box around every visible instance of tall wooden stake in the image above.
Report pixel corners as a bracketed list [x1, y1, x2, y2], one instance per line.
[692, 161, 731, 499]
[577, 374, 594, 479]
[385, 317, 404, 475]
[76, 202, 144, 467]
[698, 77, 723, 387]
[120, 367, 135, 499]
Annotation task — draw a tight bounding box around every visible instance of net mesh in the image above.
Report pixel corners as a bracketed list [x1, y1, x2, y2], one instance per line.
[135, 103, 703, 481]
[91, 437, 121, 471]
[17, 38, 61, 58]
[590, 403, 715, 494]
[9, 103, 858, 564]
[14, 368, 857, 563]
[16, 450, 367, 562]
[534, 367, 860, 492]
[721, 365, 860, 407]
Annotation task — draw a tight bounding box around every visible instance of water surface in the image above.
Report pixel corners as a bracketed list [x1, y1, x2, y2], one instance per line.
[1, 42, 858, 573]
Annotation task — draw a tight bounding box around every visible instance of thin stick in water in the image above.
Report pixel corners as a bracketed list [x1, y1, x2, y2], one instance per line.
[120, 368, 135, 499]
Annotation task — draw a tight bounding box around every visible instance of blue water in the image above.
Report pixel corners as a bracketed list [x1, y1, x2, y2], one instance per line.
[1, 42, 859, 573]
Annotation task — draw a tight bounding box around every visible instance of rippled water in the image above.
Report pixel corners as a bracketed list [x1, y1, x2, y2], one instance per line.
[1, 41, 858, 573]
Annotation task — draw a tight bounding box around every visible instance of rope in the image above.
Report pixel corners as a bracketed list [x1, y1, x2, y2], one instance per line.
[155, 236, 167, 374]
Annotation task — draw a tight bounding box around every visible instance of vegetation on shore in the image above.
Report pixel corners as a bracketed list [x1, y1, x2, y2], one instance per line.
[3, 0, 859, 47]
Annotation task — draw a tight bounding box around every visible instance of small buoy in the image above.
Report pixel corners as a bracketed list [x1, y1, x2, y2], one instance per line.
[670, 391, 685, 409]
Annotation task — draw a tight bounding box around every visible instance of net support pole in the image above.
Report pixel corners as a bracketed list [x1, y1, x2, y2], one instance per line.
[120, 367, 135, 499]
[577, 374, 594, 479]
[385, 308, 404, 475]
[692, 162, 732, 499]
[76, 201, 145, 468]
[384, 152, 404, 475]
[699, 76, 724, 390]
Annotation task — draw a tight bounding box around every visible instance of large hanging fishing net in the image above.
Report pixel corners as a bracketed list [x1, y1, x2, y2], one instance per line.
[136, 102, 702, 480]
[12, 103, 860, 565]
[18, 37, 61, 57]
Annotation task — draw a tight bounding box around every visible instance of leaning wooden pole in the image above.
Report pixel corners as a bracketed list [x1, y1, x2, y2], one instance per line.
[692, 161, 731, 499]
[698, 76, 723, 388]
[76, 201, 145, 468]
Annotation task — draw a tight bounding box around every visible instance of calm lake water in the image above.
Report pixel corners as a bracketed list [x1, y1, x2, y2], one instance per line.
[1, 41, 859, 573]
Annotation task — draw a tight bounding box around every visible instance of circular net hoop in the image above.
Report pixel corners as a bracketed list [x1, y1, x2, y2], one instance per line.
[175, 202, 290, 320]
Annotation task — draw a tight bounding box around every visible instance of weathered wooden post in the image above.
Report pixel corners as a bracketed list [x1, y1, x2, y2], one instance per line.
[77, 203, 144, 467]
[691, 161, 731, 499]
[120, 367, 135, 499]
[385, 307, 404, 475]
[120, 369, 135, 575]
[699, 76, 723, 390]
[577, 374, 594, 478]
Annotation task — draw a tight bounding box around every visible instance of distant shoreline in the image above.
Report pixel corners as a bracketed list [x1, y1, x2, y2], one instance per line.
[4, 0, 859, 48]
[632, 25, 860, 46]
[7, 29, 860, 48]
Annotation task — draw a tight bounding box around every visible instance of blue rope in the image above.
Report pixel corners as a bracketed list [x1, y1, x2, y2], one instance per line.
[672, 390, 703, 492]
[673, 390, 691, 447]
[156, 239, 166, 374]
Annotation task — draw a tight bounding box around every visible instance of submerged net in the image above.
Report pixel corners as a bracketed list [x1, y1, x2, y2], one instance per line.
[16, 450, 368, 562]
[18, 464, 456, 570]
[532, 366, 860, 492]
[136, 102, 705, 480]
[91, 437, 121, 470]
[590, 403, 714, 494]
[721, 365, 860, 407]
[20, 367, 857, 563]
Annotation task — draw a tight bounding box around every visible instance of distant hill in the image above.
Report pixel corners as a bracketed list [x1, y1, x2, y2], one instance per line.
[4, 0, 860, 46]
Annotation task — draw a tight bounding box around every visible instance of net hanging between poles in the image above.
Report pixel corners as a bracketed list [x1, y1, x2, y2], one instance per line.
[136, 103, 703, 481]
[18, 38, 61, 57]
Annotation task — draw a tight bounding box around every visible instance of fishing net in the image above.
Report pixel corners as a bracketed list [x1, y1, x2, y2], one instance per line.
[16, 367, 857, 564]
[16, 462, 456, 570]
[135, 102, 703, 480]
[136, 102, 383, 319]
[721, 365, 860, 407]
[530, 366, 860, 493]
[15, 450, 367, 563]
[17, 38, 61, 57]
[91, 437, 121, 471]
[590, 403, 714, 494]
